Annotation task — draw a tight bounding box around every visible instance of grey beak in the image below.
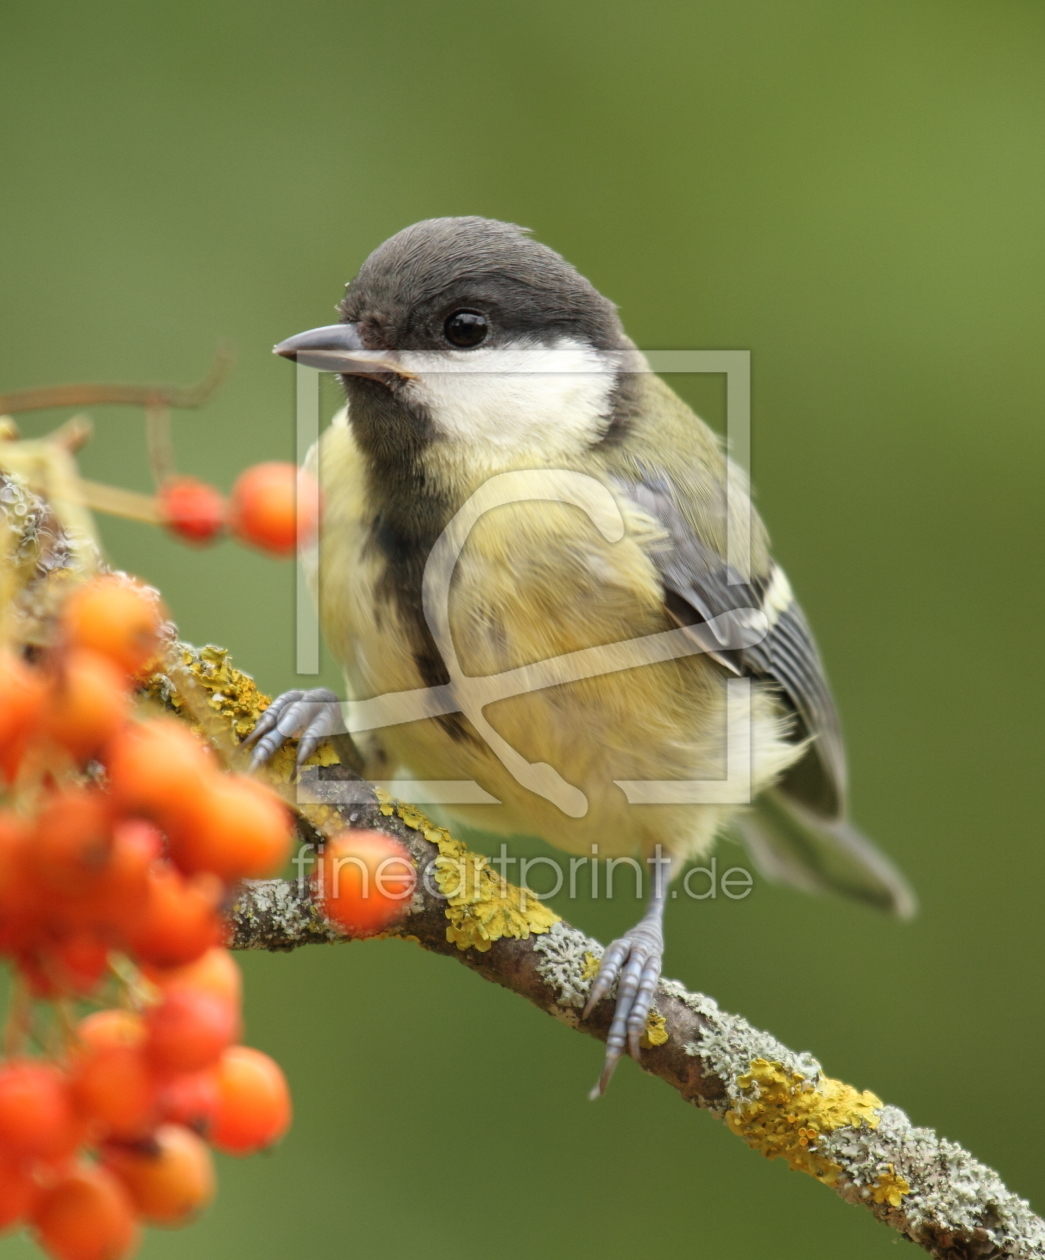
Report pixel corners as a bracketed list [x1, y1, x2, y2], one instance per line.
[273, 323, 414, 380]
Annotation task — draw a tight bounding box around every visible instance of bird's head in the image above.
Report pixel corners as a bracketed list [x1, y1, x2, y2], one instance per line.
[275, 217, 640, 464]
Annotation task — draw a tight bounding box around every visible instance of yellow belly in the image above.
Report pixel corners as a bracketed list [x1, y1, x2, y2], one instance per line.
[309, 421, 800, 861]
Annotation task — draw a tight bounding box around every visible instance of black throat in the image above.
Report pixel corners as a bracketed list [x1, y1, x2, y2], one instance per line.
[344, 378, 471, 738]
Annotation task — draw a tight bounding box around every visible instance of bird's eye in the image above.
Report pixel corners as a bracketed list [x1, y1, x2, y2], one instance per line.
[443, 310, 488, 348]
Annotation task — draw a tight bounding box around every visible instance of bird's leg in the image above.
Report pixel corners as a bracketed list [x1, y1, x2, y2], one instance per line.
[583, 847, 677, 1099]
[244, 687, 346, 773]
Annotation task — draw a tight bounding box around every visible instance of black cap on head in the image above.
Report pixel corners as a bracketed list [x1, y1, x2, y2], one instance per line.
[338, 217, 627, 354]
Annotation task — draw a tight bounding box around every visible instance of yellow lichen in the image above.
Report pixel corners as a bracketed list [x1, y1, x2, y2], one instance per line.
[871, 1165, 910, 1207]
[180, 645, 271, 738]
[376, 790, 559, 952]
[143, 645, 345, 837]
[147, 646, 340, 773]
[581, 951, 600, 982]
[156, 645, 337, 759]
[640, 1011, 669, 1048]
[725, 1058, 883, 1186]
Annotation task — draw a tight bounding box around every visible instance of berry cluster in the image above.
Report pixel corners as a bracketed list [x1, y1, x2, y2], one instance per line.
[159, 462, 319, 555]
[0, 575, 293, 1260]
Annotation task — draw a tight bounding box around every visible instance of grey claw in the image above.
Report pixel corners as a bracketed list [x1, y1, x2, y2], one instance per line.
[582, 938, 627, 1020]
[627, 952, 664, 1061]
[245, 691, 303, 747]
[245, 687, 345, 771]
[588, 1050, 623, 1100]
[582, 926, 664, 1097]
[294, 723, 326, 771]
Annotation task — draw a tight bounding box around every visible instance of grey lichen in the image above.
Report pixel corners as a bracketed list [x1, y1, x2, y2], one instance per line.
[0, 468, 98, 646]
[532, 919, 603, 1009]
[823, 1104, 914, 1198]
[825, 1106, 1045, 1254]
[661, 977, 821, 1116]
[0, 474, 48, 567]
[230, 877, 341, 951]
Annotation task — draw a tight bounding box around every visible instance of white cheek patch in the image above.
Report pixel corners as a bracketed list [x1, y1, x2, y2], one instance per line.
[398, 338, 617, 454]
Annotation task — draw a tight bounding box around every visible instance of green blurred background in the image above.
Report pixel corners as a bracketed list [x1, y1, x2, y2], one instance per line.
[3, 1, 1044, 1255]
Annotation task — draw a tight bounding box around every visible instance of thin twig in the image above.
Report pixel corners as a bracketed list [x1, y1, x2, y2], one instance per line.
[0, 345, 234, 414]
[47, 415, 94, 454]
[145, 403, 176, 487]
[75, 479, 162, 524]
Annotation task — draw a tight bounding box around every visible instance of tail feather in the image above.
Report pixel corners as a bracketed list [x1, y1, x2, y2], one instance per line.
[731, 788, 917, 919]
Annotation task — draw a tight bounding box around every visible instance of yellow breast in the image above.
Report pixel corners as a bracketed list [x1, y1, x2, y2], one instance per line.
[308, 418, 797, 860]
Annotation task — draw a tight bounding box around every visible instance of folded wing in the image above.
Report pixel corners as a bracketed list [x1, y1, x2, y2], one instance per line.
[616, 468, 915, 918]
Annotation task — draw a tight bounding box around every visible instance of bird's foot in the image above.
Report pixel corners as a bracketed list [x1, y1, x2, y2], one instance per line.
[582, 920, 664, 1099]
[244, 687, 345, 773]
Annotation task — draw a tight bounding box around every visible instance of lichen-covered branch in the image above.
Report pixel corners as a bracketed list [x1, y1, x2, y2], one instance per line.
[227, 770, 1045, 1260]
[3, 459, 1042, 1260]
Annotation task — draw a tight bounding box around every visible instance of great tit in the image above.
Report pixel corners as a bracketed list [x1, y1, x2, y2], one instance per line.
[249, 216, 915, 1096]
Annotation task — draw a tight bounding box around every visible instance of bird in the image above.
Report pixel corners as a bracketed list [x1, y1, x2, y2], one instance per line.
[247, 216, 915, 1097]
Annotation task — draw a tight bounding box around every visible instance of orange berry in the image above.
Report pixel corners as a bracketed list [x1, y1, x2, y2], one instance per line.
[70, 1042, 157, 1141]
[90, 820, 163, 936]
[104, 719, 217, 823]
[77, 1010, 147, 1053]
[158, 476, 226, 546]
[0, 1153, 39, 1232]
[144, 947, 242, 1008]
[102, 1125, 214, 1226]
[156, 1069, 218, 1135]
[124, 865, 222, 968]
[42, 650, 129, 764]
[228, 462, 319, 557]
[0, 811, 40, 954]
[145, 989, 239, 1074]
[32, 1165, 140, 1260]
[32, 819, 160, 942]
[19, 933, 110, 999]
[0, 649, 47, 783]
[29, 788, 113, 897]
[59, 934, 110, 993]
[169, 775, 292, 881]
[315, 830, 415, 937]
[62, 575, 165, 681]
[55, 933, 110, 986]
[210, 1046, 291, 1156]
[0, 1061, 79, 1159]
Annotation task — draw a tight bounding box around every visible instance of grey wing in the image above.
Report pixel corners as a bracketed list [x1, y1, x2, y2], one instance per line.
[617, 470, 916, 918]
